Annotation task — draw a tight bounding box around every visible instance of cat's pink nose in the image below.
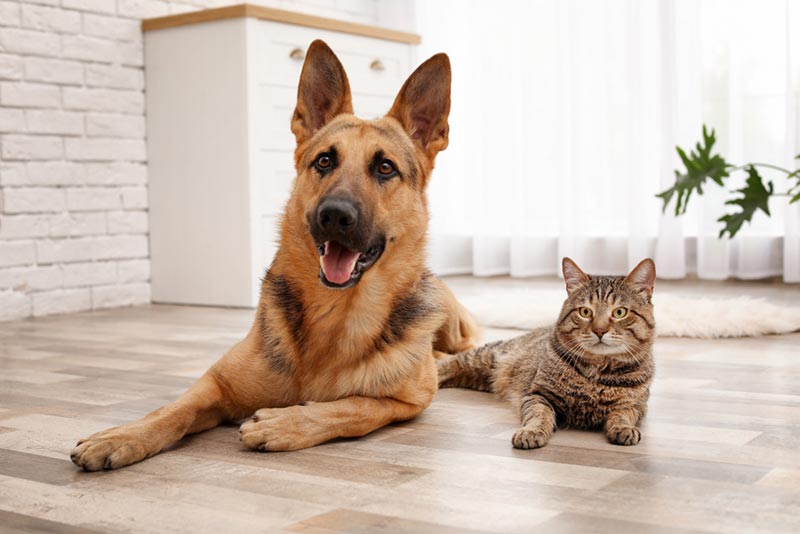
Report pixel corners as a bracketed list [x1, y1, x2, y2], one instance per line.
[594, 328, 608, 339]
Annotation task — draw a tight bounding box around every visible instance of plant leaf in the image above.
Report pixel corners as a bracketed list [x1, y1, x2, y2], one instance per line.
[656, 125, 730, 215]
[791, 181, 800, 204]
[717, 166, 774, 238]
[790, 170, 800, 203]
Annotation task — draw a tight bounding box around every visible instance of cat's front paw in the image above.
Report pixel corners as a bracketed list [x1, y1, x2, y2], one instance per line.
[607, 425, 641, 446]
[512, 427, 550, 449]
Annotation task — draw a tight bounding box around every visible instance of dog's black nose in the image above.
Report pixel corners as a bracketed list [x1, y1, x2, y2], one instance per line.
[317, 198, 358, 233]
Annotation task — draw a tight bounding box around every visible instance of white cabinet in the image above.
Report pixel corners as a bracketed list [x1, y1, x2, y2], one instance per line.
[144, 7, 418, 307]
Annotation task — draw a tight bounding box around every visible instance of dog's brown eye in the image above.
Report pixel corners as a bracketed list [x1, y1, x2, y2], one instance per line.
[378, 160, 395, 175]
[316, 155, 331, 169]
[370, 154, 398, 182]
[313, 152, 336, 175]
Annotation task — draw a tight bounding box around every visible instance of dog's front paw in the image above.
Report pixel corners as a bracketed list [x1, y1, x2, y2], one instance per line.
[512, 426, 551, 449]
[71, 427, 151, 471]
[607, 425, 641, 446]
[239, 406, 317, 452]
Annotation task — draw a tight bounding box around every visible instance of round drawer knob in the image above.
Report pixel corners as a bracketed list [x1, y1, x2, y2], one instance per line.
[370, 59, 385, 71]
[289, 48, 305, 61]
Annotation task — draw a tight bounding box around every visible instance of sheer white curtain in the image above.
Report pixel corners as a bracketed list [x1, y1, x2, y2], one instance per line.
[418, 0, 800, 282]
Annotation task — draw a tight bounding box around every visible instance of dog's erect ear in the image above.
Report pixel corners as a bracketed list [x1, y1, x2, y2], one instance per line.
[387, 53, 451, 158]
[291, 40, 353, 145]
[562, 257, 590, 295]
[624, 258, 656, 298]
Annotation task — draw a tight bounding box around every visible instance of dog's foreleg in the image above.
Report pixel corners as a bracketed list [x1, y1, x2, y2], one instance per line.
[240, 348, 438, 451]
[70, 370, 232, 471]
[238, 395, 427, 451]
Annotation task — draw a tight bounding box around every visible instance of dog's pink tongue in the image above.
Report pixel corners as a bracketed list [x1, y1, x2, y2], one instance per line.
[321, 241, 360, 285]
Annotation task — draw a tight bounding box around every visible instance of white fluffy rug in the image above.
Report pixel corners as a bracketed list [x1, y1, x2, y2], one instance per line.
[461, 291, 800, 338]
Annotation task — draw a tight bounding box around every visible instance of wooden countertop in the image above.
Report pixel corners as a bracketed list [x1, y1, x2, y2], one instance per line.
[141, 3, 421, 44]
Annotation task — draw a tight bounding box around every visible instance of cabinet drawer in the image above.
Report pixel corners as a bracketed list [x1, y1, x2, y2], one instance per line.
[352, 94, 394, 120]
[253, 149, 295, 216]
[251, 85, 296, 152]
[251, 85, 397, 150]
[250, 19, 411, 97]
[260, 214, 280, 269]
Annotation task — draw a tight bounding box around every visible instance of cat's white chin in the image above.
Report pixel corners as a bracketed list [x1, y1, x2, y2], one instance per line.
[586, 341, 627, 356]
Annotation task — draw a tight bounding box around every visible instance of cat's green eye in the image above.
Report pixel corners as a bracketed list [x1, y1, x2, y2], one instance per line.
[578, 307, 593, 318]
[612, 307, 628, 319]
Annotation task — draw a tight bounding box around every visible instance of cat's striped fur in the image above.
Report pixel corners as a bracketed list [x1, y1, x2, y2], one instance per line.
[438, 258, 656, 449]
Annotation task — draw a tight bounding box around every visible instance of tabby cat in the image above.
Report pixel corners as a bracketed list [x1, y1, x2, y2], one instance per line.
[438, 257, 656, 448]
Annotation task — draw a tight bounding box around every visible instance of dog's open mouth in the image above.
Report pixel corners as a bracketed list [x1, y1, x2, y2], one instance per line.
[317, 239, 385, 289]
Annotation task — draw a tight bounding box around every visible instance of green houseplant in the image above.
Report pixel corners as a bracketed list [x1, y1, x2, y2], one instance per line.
[657, 126, 800, 238]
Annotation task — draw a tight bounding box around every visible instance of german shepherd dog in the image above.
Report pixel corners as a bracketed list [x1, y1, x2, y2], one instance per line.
[71, 40, 478, 471]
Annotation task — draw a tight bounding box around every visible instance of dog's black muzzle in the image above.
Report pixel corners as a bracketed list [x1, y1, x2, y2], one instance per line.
[308, 196, 385, 289]
[312, 197, 367, 250]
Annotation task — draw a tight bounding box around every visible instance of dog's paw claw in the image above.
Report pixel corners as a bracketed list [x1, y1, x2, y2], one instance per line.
[70, 429, 149, 471]
[239, 406, 314, 452]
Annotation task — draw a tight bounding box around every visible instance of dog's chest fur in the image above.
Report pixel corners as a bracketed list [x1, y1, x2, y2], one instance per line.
[258, 269, 444, 402]
[299, 338, 432, 401]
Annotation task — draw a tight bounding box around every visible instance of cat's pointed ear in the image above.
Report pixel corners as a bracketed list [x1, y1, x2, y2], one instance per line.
[562, 257, 590, 294]
[625, 259, 656, 298]
[291, 40, 353, 146]
[387, 53, 451, 160]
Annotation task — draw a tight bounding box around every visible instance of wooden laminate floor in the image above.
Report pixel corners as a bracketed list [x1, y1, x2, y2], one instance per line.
[0, 277, 799, 533]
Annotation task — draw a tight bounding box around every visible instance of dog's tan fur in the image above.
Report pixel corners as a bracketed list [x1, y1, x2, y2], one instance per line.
[70, 40, 478, 471]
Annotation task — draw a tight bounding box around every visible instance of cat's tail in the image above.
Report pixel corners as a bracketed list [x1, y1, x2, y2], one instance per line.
[437, 340, 502, 392]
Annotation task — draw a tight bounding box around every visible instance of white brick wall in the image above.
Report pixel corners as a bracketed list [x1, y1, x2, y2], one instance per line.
[0, 0, 385, 321]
